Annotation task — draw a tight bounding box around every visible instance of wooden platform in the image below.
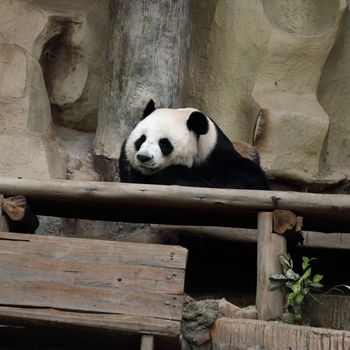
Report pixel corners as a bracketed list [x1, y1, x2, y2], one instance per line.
[0, 232, 188, 341]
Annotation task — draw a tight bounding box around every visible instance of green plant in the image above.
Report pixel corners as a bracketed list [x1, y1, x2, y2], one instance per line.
[269, 254, 324, 324]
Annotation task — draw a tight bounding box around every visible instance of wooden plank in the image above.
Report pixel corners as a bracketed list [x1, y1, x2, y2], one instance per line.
[0, 253, 185, 294]
[0, 232, 187, 269]
[0, 307, 180, 337]
[140, 335, 154, 350]
[0, 280, 182, 321]
[152, 225, 350, 250]
[212, 318, 350, 350]
[0, 233, 186, 321]
[256, 212, 286, 321]
[0, 177, 349, 232]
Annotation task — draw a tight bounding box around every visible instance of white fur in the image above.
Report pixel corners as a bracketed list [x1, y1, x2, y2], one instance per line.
[125, 108, 217, 175]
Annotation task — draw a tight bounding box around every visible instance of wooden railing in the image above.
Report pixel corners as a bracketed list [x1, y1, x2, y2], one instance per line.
[0, 176, 349, 322]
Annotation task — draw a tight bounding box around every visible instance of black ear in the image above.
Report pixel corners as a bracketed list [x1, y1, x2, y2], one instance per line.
[142, 99, 156, 119]
[187, 111, 209, 136]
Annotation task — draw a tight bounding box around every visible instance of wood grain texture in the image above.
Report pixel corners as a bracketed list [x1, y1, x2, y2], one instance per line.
[0, 307, 179, 337]
[0, 231, 187, 269]
[151, 225, 350, 250]
[0, 232, 187, 337]
[212, 318, 350, 350]
[151, 224, 350, 250]
[256, 212, 286, 321]
[0, 177, 349, 232]
[307, 295, 350, 331]
[94, 0, 191, 160]
[140, 335, 154, 350]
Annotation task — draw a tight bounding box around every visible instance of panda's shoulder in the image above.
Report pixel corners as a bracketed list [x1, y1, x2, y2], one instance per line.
[225, 157, 270, 189]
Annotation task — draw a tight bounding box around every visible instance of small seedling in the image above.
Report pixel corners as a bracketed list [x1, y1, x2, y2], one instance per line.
[269, 254, 324, 324]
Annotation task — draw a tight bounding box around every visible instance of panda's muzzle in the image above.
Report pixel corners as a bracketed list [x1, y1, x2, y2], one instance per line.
[137, 154, 153, 163]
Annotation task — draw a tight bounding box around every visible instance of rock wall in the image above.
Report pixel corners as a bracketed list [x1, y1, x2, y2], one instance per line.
[188, 0, 349, 186]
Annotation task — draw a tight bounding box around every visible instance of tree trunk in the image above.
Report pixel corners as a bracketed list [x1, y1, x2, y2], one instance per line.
[94, 0, 191, 179]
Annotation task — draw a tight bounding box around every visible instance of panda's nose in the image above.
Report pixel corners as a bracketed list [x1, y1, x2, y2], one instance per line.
[137, 154, 152, 163]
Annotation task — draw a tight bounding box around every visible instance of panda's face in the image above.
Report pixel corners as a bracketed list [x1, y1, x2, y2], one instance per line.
[125, 108, 201, 175]
[126, 108, 197, 175]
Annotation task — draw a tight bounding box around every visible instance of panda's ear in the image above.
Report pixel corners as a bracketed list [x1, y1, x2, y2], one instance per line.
[142, 99, 156, 119]
[187, 111, 209, 136]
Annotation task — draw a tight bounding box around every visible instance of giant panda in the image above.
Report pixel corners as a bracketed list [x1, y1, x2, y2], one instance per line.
[119, 100, 269, 190]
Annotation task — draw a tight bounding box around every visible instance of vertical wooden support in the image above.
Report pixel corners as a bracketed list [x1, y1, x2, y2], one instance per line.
[140, 335, 154, 350]
[0, 194, 9, 232]
[256, 212, 286, 320]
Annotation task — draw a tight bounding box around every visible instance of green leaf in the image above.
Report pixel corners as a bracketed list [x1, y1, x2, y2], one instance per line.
[284, 313, 295, 324]
[270, 273, 288, 281]
[302, 256, 309, 270]
[286, 281, 294, 290]
[269, 282, 282, 291]
[292, 283, 301, 294]
[300, 267, 311, 281]
[302, 287, 310, 295]
[283, 313, 295, 324]
[295, 294, 304, 305]
[279, 254, 292, 272]
[313, 274, 323, 283]
[310, 282, 324, 290]
[287, 292, 297, 306]
[302, 256, 317, 270]
[286, 269, 300, 281]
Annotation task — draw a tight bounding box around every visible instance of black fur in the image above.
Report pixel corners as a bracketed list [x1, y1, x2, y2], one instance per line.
[142, 99, 156, 119]
[187, 111, 209, 136]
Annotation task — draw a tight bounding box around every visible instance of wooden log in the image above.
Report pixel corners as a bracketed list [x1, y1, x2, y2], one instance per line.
[212, 318, 350, 350]
[0, 194, 9, 232]
[151, 225, 350, 250]
[256, 212, 286, 321]
[94, 0, 191, 171]
[140, 335, 154, 350]
[2, 196, 39, 233]
[0, 177, 350, 232]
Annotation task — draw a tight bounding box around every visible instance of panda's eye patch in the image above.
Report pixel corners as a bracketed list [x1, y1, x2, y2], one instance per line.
[134, 135, 146, 151]
[159, 138, 174, 156]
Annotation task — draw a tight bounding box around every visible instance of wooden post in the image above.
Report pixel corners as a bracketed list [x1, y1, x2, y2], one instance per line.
[140, 335, 154, 350]
[0, 194, 9, 232]
[94, 0, 191, 179]
[256, 212, 286, 320]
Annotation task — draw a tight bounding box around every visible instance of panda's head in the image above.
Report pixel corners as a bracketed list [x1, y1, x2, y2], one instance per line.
[125, 100, 217, 175]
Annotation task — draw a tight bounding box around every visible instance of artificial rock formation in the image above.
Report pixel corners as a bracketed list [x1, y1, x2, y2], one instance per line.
[0, 43, 64, 179]
[188, 0, 350, 186]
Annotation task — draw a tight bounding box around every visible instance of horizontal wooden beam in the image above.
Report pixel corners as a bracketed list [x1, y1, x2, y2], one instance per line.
[151, 225, 350, 250]
[0, 307, 179, 337]
[0, 177, 349, 232]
